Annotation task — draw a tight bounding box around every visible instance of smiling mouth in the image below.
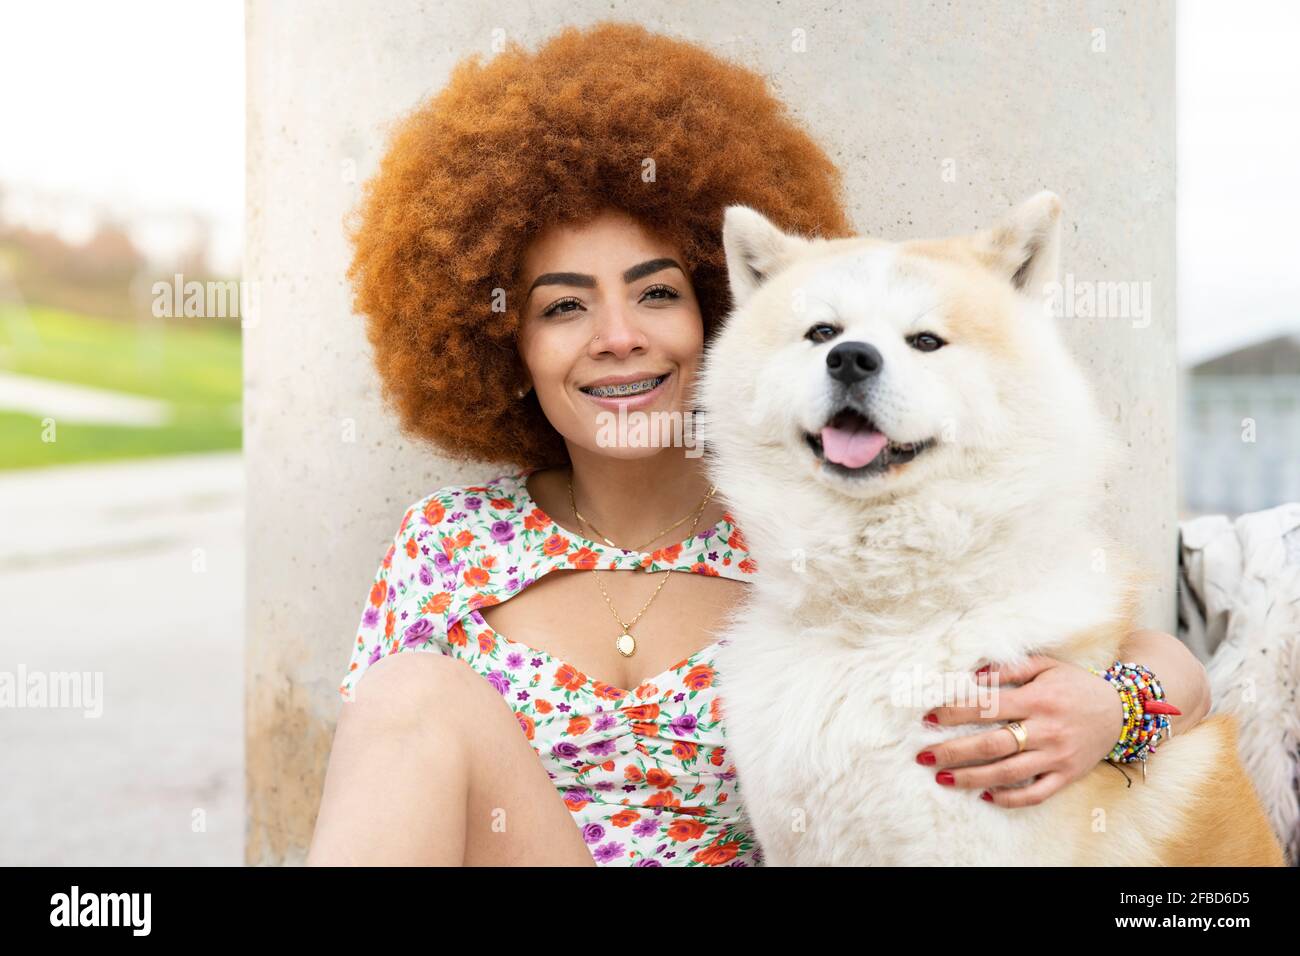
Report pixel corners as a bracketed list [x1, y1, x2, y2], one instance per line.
[804, 407, 935, 476]
[578, 373, 670, 398]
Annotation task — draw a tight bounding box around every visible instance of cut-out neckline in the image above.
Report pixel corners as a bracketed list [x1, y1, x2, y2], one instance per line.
[465, 468, 738, 699]
[474, 607, 725, 702]
[515, 466, 735, 563]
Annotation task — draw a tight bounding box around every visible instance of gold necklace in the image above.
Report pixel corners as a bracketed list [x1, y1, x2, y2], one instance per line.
[567, 470, 717, 658]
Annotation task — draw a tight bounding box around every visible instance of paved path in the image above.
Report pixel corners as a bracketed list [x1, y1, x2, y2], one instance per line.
[0, 451, 243, 865]
[0, 370, 173, 425]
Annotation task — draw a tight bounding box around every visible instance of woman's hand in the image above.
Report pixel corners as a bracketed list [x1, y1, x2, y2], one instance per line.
[915, 628, 1210, 808]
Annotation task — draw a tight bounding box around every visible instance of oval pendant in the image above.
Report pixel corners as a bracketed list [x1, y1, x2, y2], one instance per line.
[615, 631, 636, 657]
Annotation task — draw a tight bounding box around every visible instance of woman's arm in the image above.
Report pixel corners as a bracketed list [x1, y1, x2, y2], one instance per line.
[915, 628, 1209, 808]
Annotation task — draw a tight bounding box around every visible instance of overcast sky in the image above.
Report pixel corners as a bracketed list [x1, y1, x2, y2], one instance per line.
[0, 1, 1295, 363]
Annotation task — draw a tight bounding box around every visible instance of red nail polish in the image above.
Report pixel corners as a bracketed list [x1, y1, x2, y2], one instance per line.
[1145, 700, 1182, 716]
[975, 664, 991, 675]
[923, 712, 939, 724]
[916, 751, 936, 766]
[981, 790, 993, 801]
[936, 771, 955, 785]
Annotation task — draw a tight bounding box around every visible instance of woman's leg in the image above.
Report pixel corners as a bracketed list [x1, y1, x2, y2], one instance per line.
[307, 651, 594, 866]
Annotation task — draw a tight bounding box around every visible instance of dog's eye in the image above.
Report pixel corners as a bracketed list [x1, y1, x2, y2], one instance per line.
[907, 332, 946, 353]
[805, 323, 839, 344]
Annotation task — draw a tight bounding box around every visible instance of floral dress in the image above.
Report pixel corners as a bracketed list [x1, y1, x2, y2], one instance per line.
[339, 466, 765, 866]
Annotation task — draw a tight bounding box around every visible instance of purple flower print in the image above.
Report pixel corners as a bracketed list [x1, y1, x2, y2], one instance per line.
[362, 606, 380, 629]
[506, 652, 524, 669]
[530, 657, 542, 668]
[506, 577, 520, 592]
[700, 527, 716, 541]
[367, 644, 383, 665]
[587, 739, 617, 757]
[418, 565, 434, 586]
[581, 822, 605, 844]
[401, 617, 434, 647]
[673, 692, 685, 703]
[433, 553, 452, 573]
[489, 520, 515, 544]
[593, 841, 625, 863]
[669, 713, 698, 737]
[486, 670, 512, 695]
[633, 819, 658, 838]
[708, 551, 719, 561]
[594, 781, 615, 792]
[593, 712, 618, 732]
[552, 741, 580, 760]
[634, 858, 663, 867]
[449, 511, 467, 522]
[464, 496, 482, 511]
[516, 691, 529, 701]
[507, 565, 517, 574]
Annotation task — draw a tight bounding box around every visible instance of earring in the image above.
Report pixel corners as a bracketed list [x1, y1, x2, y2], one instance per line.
[516, 384, 531, 399]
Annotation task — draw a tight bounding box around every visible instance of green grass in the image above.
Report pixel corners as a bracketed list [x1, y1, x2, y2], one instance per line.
[0, 303, 242, 470]
[0, 411, 242, 469]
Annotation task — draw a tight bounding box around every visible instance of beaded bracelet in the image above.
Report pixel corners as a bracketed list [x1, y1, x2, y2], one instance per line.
[1088, 660, 1177, 781]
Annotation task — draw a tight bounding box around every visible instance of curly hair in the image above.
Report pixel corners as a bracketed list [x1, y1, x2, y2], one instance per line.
[346, 20, 855, 470]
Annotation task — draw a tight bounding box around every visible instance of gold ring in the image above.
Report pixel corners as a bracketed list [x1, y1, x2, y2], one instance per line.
[1003, 721, 1028, 754]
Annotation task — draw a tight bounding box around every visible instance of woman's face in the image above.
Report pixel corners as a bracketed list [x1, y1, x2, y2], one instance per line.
[516, 207, 705, 459]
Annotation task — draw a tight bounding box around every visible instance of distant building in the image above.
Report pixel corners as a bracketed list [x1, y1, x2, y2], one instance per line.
[1180, 332, 1300, 516]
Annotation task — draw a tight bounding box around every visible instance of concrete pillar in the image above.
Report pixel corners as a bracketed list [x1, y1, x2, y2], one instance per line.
[245, 0, 1175, 864]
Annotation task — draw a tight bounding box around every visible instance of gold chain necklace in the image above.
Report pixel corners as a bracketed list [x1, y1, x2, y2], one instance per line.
[567, 470, 717, 658]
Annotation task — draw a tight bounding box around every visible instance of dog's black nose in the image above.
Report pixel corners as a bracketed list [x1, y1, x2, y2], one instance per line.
[826, 341, 883, 385]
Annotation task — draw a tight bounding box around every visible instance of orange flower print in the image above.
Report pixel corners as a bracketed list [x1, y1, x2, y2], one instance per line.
[667, 818, 707, 842]
[541, 533, 571, 556]
[591, 681, 628, 700]
[631, 722, 659, 737]
[423, 501, 445, 526]
[516, 712, 535, 740]
[671, 741, 698, 761]
[566, 715, 591, 736]
[568, 546, 600, 570]
[446, 619, 467, 647]
[383, 610, 394, 639]
[488, 497, 512, 510]
[405, 536, 419, 559]
[689, 562, 720, 577]
[622, 703, 660, 722]
[419, 591, 451, 615]
[645, 791, 681, 810]
[739, 556, 758, 573]
[623, 765, 644, 783]
[649, 542, 682, 565]
[709, 698, 723, 723]
[563, 789, 590, 813]
[535, 699, 553, 714]
[455, 529, 474, 548]
[709, 746, 725, 766]
[611, 809, 640, 828]
[523, 507, 549, 532]
[467, 591, 499, 611]
[694, 841, 741, 866]
[645, 767, 676, 789]
[683, 663, 715, 691]
[477, 631, 495, 654]
[728, 526, 747, 550]
[553, 663, 587, 692]
[463, 566, 489, 588]
[368, 580, 387, 608]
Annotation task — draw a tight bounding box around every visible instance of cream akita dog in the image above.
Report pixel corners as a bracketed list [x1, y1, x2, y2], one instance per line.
[697, 193, 1284, 866]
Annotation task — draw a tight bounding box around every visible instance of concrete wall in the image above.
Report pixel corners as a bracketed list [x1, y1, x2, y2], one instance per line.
[244, 0, 1175, 863]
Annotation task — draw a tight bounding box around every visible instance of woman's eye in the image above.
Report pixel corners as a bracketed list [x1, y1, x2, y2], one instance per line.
[805, 323, 839, 344]
[907, 332, 947, 352]
[641, 283, 680, 302]
[542, 296, 582, 318]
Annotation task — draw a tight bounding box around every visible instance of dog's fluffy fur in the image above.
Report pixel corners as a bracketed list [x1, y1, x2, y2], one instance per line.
[696, 194, 1284, 865]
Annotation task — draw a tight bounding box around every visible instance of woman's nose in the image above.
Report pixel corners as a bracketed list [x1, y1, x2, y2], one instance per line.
[590, 301, 646, 355]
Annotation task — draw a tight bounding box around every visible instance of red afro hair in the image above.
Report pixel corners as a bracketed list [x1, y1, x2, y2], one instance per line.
[345, 20, 855, 470]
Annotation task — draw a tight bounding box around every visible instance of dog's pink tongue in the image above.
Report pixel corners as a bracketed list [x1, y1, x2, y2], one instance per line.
[820, 423, 888, 468]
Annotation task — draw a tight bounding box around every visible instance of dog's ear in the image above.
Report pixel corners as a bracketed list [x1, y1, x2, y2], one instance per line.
[722, 205, 812, 310]
[968, 191, 1062, 299]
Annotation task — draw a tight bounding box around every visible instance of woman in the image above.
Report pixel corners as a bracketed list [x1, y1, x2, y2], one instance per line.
[308, 21, 1208, 866]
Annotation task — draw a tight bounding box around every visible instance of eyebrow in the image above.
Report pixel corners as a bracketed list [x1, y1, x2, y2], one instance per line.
[524, 257, 684, 302]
